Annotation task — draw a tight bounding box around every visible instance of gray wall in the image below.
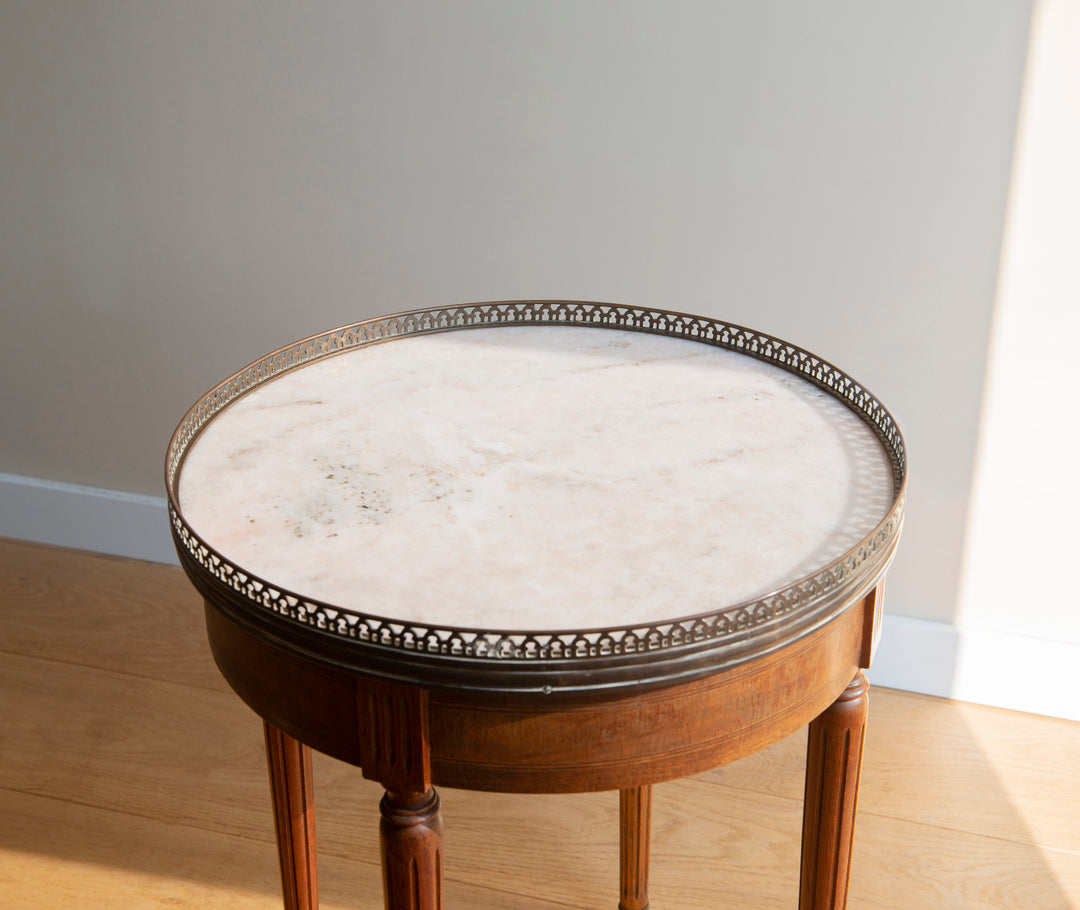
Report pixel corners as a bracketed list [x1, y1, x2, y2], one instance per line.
[0, 2, 1031, 628]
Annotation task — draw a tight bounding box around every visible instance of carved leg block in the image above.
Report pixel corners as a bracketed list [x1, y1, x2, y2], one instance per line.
[619, 785, 652, 910]
[264, 721, 319, 910]
[799, 671, 869, 910]
[380, 788, 444, 910]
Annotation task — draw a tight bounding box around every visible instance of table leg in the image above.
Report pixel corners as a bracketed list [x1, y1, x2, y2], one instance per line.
[619, 785, 652, 910]
[799, 671, 869, 910]
[380, 787, 443, 910]
[264, 721, 319, 910]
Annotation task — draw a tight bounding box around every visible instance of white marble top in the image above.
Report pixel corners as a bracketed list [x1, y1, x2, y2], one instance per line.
[178, 326, 894, 631]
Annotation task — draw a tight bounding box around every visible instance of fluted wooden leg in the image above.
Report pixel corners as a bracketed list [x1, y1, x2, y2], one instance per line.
[799, 671, 869, 910]
[264, 721, 319, 910]
[619, 785, 652, 910]
[380, 788, 443, 910]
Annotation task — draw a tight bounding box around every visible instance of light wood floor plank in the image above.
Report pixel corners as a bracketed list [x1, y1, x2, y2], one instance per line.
[0, 537, 220, 691]
[700, 687, 1080, 854]
[312, 754, 1080, 910]
[0, 650, 284, 843]
[2, 539, 1078, 908]
[0, 788, 577, 910]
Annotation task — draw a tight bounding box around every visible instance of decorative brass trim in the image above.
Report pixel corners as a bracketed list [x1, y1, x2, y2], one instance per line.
[166, 301, 906, 692]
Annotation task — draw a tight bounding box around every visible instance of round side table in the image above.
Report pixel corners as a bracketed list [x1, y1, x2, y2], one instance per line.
[166, 301, 906, 910]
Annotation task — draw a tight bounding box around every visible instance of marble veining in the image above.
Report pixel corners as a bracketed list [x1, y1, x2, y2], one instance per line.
[178, 326, 895, 631]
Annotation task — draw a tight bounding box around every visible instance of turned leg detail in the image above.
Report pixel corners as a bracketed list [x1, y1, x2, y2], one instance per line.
[380, 788, 444, 910]
[264, 721, 319, 910]
[799, 671, 869, 910]
[619, 785, 652, 910]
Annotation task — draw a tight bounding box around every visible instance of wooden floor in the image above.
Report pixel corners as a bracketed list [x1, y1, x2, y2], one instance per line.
[0, 538, 1077, 909]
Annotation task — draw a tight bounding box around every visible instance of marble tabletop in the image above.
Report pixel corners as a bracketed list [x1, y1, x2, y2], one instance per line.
[178, 325, 894, 632]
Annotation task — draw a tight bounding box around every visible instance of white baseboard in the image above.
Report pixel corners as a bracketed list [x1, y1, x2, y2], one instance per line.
[0, 471, 179, 565]
[868, 614, 1079, 721]
[2, 472, 1077, 721]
